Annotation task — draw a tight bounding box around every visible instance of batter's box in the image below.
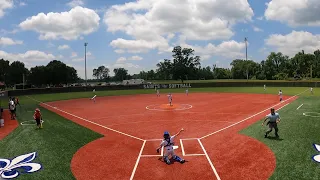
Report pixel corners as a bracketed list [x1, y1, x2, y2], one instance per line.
[180, 138, 205, 156]
[141, 139, 163, 157]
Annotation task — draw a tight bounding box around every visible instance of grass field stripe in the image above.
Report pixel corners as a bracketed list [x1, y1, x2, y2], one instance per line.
[180, 139, 186, 156]
[200, 89, 308, 139]
[130, 140, 146, 180]
[26, 96, 145, 141]
[297, 104, 304, 110]
[198, 139, 221, 180]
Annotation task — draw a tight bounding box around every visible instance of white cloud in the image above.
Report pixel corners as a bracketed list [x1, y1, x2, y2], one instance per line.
[128, 55, 143, 61]
[19, 2, 26, 6]
[265, 0, 320, 26]
[0, 50, 55, 64]
[180, 40, 246, 59]
[253, 26, 263, 32]
[114, 49, 125, 54]
[58, 44, 70, 50]
[265, 31, 320, 57]
[70, 51, 92, 62]
[67, 0, 84, 8]
[0, 28, 19, 35]
[104, 0, 254, 53]
[19, 6, 100, 40]
[0, 0, 13, 18]
[70, 52, 77, 58]
[116, 57, 126, 63]
[0, 37, 23, 46]
[256, 16, 264, 20]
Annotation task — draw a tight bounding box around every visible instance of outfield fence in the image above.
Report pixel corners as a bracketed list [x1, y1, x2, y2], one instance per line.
[3, 81, 318, 96]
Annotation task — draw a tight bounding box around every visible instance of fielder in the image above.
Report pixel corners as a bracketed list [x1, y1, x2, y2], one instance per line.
[157, 89, 160, 97]
[156, 129, 185, 165]
[264, 84, 266, 91]
[262, 108, 280, 138]
[167, 93, 172, 106]
[91, 95, 97, 103]
[311, 87, 313, 94]
[33, 108, 43, 129]
[278, 90, 283, 101]
[186, 89, 189, 96]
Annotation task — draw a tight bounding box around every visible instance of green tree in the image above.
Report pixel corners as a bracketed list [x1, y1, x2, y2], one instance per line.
[29, 66, 48, 86]
[8, 61, 29, 85]
[171, 46, 201, 82]
[113, 68, 128, 81]
[0, 59, 10, 85]
[93, 66, 110, 80]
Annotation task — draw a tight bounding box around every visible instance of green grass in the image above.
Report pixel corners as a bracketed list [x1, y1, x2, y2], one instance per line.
[0, 87, 318, 179]
[240, 95, 320, 180]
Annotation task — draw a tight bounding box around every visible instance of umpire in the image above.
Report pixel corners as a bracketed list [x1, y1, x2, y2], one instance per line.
[262, 108, 281, 138]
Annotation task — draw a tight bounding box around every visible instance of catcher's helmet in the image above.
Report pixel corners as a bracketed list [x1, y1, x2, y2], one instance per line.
[163, 131, 170, 139]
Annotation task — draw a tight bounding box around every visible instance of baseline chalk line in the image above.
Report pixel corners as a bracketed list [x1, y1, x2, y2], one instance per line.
[296, 104, 304, 110]
[26, 96, 145, 141]
[200, 89, 308, 139]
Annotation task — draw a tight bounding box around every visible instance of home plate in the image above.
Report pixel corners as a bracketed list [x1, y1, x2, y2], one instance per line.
[173, 146, 179, 150]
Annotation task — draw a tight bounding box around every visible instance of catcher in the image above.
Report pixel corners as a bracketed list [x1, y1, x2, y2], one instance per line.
[156, 128, 185, 165]
[262, 108, 280, 138]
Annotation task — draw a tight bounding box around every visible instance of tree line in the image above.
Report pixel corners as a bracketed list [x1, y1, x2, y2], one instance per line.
[1, 46, 320, 87]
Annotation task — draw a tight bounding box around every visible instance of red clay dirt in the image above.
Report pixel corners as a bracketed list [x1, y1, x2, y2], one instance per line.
[40, 92, 296, 180]
[0, 109, 19, 140]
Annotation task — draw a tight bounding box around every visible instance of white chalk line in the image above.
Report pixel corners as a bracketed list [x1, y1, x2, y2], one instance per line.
[180, 139, 186, 156]
[198, 139, 221, 180]
[26, 96, 144, 141]
[297, 104, 304, 110]
[130, 140, 146, 180]
[200, 89, 307, 140]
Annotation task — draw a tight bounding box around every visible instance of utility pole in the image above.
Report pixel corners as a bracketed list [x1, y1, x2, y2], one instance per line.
[245, 37, 248, 80]
[84, 42, 88, 87]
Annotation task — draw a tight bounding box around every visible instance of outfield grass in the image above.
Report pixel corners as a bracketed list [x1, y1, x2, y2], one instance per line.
[0, 87, 318, 179]
[240, 95, 320, 180]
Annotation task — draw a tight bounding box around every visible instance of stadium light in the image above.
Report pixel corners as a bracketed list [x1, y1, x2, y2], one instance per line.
[84, 42, 88, 87]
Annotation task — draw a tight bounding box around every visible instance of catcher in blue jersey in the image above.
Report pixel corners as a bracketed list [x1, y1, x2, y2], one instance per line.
[156, 128, 185, 165]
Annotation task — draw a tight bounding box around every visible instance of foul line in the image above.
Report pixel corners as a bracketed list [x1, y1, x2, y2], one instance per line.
[297, 104, 304, 110]
[130, 140, 146, 180]
[26, 96, 144, 142]
[200, 89, 308, 140]
[198, 139, 221, 180]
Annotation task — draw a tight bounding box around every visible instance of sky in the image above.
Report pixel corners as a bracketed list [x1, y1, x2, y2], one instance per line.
[0, 0, 320, 79]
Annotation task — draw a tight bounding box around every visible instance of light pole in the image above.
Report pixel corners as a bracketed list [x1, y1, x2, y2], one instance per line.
[245, 37, 248, 80]
[84, 42, 88, 87]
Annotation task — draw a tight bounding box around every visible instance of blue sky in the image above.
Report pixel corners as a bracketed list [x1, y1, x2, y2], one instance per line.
[1, 0, 320, 79]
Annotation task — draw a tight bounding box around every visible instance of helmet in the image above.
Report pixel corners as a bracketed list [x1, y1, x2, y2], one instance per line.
[35, 108, 40, 112]
[163, 131, 170, 139]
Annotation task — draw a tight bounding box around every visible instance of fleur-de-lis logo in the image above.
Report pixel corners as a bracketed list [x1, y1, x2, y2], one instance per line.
[0, 152, 42, 179]
[312, 144, 320, 163]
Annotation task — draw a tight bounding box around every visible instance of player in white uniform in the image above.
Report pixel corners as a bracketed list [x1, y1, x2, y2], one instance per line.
[186, 89, 188, 96]
[264, 85, 266, 91]
[156, 89, 160, 97]
[156, 129, 185, 165]
[278, 90, 283, 101]
[311, 87, 313, 94]
[168, 93, 172, 106]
